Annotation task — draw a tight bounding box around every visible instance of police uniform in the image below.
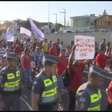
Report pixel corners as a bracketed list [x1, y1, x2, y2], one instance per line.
[32, 54, 59, 111]
[75, 65, 112, 111]
[0, 52, 22, 110]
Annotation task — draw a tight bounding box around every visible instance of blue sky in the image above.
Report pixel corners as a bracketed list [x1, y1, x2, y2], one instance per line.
[0, 1, 112, 25]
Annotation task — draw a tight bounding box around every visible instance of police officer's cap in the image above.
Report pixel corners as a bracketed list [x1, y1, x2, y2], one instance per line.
[43, 54, 59, 65]
[89, 65, 112, 80]
[5, 52, 17, 61]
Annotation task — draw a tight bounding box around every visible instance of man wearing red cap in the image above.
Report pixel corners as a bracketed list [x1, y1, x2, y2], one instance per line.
[96, 47, 107, 69]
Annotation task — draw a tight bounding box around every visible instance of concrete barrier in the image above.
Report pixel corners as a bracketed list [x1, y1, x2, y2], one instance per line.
[45, 31, 112, 47]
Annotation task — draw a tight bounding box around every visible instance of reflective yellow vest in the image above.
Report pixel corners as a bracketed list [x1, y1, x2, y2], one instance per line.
[41, 75, 58, 104]
[3, 70, 21, 92]
[88, 89, 102, 111]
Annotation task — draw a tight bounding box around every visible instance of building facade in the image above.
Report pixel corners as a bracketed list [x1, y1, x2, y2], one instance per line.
[95, 15, 112, 29]
[70, 14, 96, 31]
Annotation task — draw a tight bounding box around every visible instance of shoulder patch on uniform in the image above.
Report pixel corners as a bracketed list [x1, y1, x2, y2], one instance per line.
[35, 72, 42, 78]
[1, 66, 7, 71]
[33, 81, 37, 85]
[79, 96, 86, 102]
[77, 90, 85, 96]
[77, 82, 88, 92]
[0, 67, 7, 74]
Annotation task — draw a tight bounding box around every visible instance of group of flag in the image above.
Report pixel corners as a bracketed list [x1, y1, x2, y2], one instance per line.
[5, 18, 45, 42]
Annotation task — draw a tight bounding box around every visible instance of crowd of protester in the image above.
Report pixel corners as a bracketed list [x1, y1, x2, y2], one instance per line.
[0, 36, 112, 110]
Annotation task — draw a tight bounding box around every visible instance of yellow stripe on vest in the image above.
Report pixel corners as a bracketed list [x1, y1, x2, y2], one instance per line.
[7, 73, 15, 80]
[88, 90, 102, 111]
[4, 80, 20, 88]
[42, 88, 57, 97]
[16, 71, 20, 77]
[90, 94, 100, 103]
[44, 79, 52, 87]
[52, 75, 57, 82]
[90, 90, 102, 103]
[88, 105, 100, 111]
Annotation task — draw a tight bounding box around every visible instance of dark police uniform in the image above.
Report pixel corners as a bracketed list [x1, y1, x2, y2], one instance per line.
[32, 54, 59, 111]
[0, 52, 22, 110]
[75, 65, 112, 111]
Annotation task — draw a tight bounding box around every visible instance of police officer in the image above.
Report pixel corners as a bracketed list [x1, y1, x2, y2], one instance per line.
[32, 54, 63, 111]
[75, 65, 112, 111]
[0, 52, 22, 110]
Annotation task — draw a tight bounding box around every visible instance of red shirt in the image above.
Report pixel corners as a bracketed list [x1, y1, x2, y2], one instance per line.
[68, 62, 85, 92]
[56, 56, 68, 76]
[20, 53, 32, 70]
[55, 43, 60, 56]
[49, 47, 58, 56]
[96, 52, 107, 69]
[107, 81, 112, 104]
[15, 44, 23, 55]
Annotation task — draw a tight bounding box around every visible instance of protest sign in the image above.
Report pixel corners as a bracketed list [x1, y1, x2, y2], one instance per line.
[5, 32, 15, 42]
[74, 35, 95, 60]
[20, 27, 32, 37]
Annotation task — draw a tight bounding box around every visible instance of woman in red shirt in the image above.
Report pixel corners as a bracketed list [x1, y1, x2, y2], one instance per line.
[96, 48, 107, 69]
[56, 49, 68, 76]
[67, 45, 89, 110]
[56, 49, 69, 110]
[49, 42, 58, 56]
[20, 48, 32, 88]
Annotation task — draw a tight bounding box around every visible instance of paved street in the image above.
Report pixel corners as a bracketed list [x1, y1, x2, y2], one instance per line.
[20, 85, 32, 111]
[20, 95, 32, 111]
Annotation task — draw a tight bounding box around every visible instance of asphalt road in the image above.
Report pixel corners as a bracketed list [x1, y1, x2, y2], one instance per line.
[20, 95, 32, 111]
[20, 85, 32, 111]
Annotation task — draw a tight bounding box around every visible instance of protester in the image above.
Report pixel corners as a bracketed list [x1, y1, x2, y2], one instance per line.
[56, 49, 69, 110]
[66, 45, 88, 110]
[20, 48, 32, 88]
[0, 20, 112, 111]
[32, 46, 44, 72]
[95, 46, 110, 90]
[56, 49, 68, 76]
[42, 39, 49, 54]
[96, 47, 107, 69]
[48, 40, 52, 49]
[65, 46, 71, 58]
[49, 42, 59, 56]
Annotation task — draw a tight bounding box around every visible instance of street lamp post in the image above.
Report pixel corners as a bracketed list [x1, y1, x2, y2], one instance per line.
[60, 8, 66, 28]
[48, 3, 50, 33]
[53, 13, 58, 32]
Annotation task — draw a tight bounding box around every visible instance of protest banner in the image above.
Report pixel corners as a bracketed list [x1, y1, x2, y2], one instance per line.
[28, 18, 45, 41]
[74, 35, 95, 60]
[5, 32, 15, 42]
[20, 27, 32, 37]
